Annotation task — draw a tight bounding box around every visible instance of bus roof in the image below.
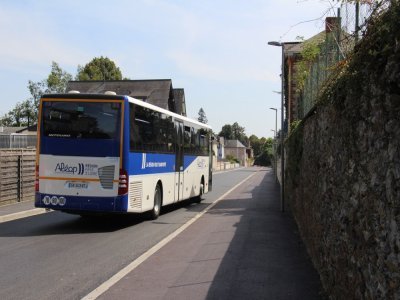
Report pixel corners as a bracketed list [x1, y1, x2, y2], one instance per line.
[127, 96, 212, 130]
[40, 93, 212, 130]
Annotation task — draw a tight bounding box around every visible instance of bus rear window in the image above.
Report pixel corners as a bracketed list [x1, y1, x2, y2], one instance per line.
[42, 101, 121, 139]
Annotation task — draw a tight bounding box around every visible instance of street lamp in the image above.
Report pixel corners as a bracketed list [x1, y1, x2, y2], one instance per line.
[268, 40, 285, 212]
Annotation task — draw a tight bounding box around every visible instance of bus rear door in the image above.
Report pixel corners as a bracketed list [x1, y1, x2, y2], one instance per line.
[174, 121, 184, 202]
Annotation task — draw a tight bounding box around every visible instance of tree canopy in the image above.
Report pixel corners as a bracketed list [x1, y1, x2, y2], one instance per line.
[250, 135, 274, 166]
[1, 57, 124, 127]
[197, 108, 208, 124]
[219, 122, 248, 146]
[218, 124, 274, 166]
[0, 62, 72, 127]
[76, 56, 123, 81]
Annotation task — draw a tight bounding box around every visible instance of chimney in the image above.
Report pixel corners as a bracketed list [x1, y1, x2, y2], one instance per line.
[325, 17, 341, 33]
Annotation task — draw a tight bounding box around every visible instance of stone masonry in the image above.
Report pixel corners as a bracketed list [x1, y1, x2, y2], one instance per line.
[284, 2, 400, 299]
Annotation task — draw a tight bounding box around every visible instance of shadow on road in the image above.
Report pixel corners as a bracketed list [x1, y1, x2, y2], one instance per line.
[203, 168, 325, 299]
[0, 195, 213, 237]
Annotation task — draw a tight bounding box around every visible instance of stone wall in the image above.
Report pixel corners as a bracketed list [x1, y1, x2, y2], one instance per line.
[284, 2, 400, 299]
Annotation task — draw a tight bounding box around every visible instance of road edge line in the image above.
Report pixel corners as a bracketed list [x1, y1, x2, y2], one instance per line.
[81, 170, 258, 300]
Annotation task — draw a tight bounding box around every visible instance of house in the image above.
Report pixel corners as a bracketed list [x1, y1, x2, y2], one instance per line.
[66, 79, 187, 116]
[173, 88, 187, 116]
[224, 139, 247, 166]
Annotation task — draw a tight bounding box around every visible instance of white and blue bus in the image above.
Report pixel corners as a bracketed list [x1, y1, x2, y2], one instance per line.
[35, 93, 212, 219]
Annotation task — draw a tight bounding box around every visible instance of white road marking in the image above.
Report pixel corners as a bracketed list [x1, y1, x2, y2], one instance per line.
[82, 170, 258, 300]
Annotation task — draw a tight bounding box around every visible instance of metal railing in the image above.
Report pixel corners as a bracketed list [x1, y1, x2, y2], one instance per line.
[299, 2, 376, 119]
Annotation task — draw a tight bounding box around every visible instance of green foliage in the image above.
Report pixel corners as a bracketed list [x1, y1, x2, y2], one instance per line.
[290, 120, 302, 132]
[226, 154, 240, 164]
[76, 56, 123, 80]
[1, 62, 72, 127]
[295, 36, 324, 91]
[254, 151, 272, 166]
[2, 56, 126, 127]
[285, 121, 304, 188]
[249, 135, 262, 156]
[0, 100, 34, 127]
[219, 124, 233, 140]
[252, 136, 274, 166]
[46, 62, 73, 93]
[219, 122, 248, 146]
[197, 107, 208, 124]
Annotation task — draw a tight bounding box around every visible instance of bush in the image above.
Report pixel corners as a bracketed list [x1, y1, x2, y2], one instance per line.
[253, 151, 272, 166]
[226, 154, 240, 164]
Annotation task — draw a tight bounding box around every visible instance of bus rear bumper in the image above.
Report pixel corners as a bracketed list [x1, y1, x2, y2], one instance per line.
[35, 193, 128, 213]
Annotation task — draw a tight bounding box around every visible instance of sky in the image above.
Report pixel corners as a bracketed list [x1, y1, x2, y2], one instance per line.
[0, 0, 341, 138]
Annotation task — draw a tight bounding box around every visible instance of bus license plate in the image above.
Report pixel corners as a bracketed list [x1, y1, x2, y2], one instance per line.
[66, 181, 88, 189]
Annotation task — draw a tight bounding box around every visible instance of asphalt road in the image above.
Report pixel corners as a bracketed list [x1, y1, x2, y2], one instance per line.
[0, 168, 256, 300]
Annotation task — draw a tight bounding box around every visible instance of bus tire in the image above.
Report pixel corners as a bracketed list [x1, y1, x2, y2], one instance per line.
[150, 183, 162, 220]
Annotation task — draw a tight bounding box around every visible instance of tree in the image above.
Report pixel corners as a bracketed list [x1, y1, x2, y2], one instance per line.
[0, 62, 72, 126]
[231, 122, 247, 146]
[249, 135, 263, 156]
[0, 100, 34, 127]
[197, 107, 208, 124]
[27, 62, 72, 118]
[46, 61, 73, 93]
[76, 56, 123, 81]
[218, 122, 248, 146]
[253, 137, 274, 166]
[0, 113, 13, 126]
[219, 124, 233, 140]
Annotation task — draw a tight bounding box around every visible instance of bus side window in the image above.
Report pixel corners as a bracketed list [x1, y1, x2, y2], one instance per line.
[198, 129, 209, 156]
[184, 126, 191, 154]
[191, 127, 197, 155]
[167, 116, 175, 152]
[159, 114, 174, 153]
[129, 104, 140, 151]
[131, 105, 150, 152]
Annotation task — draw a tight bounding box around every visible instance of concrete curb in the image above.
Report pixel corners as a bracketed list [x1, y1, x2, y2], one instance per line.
[0, 208, 48, 224]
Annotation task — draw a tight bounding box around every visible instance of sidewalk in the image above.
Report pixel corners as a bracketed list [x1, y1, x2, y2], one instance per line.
[0, 200, 36, 216]
[98, 168, 324, 299]
[0, 200, 47, 224]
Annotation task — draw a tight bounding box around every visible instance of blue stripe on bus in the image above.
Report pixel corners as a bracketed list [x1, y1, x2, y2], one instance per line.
[128, 153, 199, 175]
[35, 192, 128, 212]
[129, 152, 175, 175]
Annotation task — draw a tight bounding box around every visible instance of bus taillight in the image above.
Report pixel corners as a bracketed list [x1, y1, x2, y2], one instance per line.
[35, 165, 39, 192]
[118, 169, 128, 195]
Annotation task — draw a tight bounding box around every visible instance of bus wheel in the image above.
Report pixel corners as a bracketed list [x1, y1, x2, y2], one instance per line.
[194, 183, 204, 203]
[150, 184, 162, 220]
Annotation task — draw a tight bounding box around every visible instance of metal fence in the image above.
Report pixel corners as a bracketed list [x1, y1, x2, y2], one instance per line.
[0, 134, 37, 149]
[299, 2, 377, 119]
